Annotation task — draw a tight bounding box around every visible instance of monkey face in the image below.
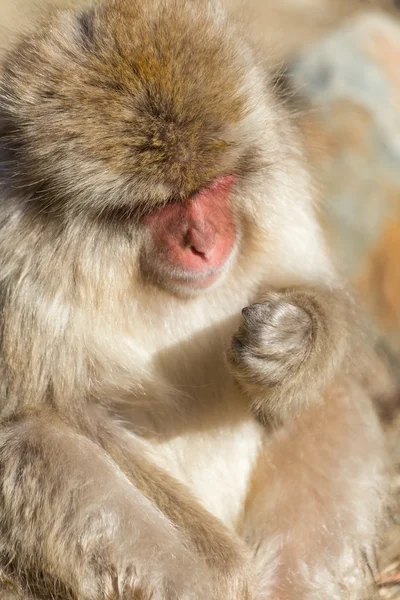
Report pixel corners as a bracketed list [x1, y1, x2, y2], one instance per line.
[0, 0, 272, 294]
[141, 175, 239, 292]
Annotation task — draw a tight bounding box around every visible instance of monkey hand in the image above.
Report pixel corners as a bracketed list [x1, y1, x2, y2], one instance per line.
[227, 288, 349, 422]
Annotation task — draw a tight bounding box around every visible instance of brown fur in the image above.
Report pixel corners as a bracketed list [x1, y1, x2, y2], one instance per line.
[0, 1, 389, 599]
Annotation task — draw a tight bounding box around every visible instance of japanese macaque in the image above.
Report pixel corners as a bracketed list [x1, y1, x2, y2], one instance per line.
[0, 0, 388, 599]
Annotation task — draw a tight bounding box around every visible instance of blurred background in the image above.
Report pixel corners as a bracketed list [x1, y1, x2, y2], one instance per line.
[1, 0, 399, 597]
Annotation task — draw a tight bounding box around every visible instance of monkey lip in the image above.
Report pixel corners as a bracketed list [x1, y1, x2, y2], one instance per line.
[144, 175, 237, 290]
[168, 263, 230, 290]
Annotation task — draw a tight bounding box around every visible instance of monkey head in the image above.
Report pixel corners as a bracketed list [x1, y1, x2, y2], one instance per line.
[0, 0, 276, 295]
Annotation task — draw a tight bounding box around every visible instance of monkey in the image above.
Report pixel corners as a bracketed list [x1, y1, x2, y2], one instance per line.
[0, 0, 389, 598]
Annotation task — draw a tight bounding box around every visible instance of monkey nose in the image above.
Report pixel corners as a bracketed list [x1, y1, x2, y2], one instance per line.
[185, 227, 217, 259]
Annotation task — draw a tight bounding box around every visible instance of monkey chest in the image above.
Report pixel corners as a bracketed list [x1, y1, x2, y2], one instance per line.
[152, 416, 264, 529]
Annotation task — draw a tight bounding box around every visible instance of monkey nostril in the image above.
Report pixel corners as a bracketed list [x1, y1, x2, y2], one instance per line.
[190, 246, 207, 258]
[189, 243, 215, 260]
[186, 228, 216, 260]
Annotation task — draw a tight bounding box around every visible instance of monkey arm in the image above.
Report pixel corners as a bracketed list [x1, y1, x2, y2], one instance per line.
[228, 280, 383, 423]
[97, 419, 253, 594]
[0, 410, 250, 600]
[0, 411, 198, 599]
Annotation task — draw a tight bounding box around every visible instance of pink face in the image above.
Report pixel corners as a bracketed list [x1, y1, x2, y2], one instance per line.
[142, 176, 237, 292]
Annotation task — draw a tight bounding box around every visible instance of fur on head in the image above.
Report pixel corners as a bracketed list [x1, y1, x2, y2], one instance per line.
[0, 0, 271, 219]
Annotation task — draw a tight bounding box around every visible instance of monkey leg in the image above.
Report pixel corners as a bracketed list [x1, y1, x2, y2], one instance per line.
[0, 411, 217, 600]
[239, 380, 387, 600]
[0, 411, 251, 600]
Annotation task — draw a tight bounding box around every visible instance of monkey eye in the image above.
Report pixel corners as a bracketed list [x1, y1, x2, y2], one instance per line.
[186, 175, 234, 201]
[188, 186, 202, 198]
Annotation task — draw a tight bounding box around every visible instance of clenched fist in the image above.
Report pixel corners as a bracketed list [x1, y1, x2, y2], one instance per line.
[227, 288, 350, 422]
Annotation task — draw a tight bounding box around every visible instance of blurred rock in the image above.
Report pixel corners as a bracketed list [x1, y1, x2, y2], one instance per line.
[225, 0, 399, 64]
[292, 12, 400, 386]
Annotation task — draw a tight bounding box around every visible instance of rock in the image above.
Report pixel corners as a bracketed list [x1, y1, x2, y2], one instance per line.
[291, 12, 400, 385]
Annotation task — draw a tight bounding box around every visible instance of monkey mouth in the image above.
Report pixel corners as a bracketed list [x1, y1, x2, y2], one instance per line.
[169, 264, 229, 290]
[171, 272, 221, 291]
